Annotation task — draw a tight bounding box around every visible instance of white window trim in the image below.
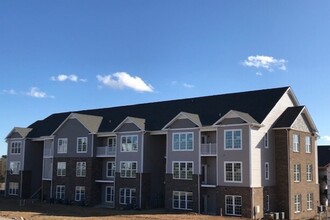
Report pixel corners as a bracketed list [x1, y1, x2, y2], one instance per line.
[120, 135, 138, 152]
[265, 162, 269, 180]
[119, 188, 136, 205]
[76, 162, 86, 177]
[172, 132, 194, 151]
[293, 164, 301, 182]
[57, 138, 68, 154]
[75, 186, 86, 201]
[294, 194, 301, 213]
[172, 161, 194, 180]
[224, 129, 242, 150]
[57, 162, 66, 176]
[106, 161, 116, 178]
[120, 161, 137, 178]
[8, 182, 19, 195]
[266, 195, 270, 212]
[9, 161, 21, 175]
[307, 193, 313, 210]
[172, 191, 193, 210]
[306, 164, 313, 182]
[77, 137, 88, 153]
[264, 132, 269, 149]
[224, 161, 243, 183]
[105, 186, 114, 203]
[225, 195, 242, 216]
[108, 137, 117, 147]
[293, 134, 299, 152]
[56, 185, 65, 199]
[305, 136, 311, 153]
[10, 141, 22, 155]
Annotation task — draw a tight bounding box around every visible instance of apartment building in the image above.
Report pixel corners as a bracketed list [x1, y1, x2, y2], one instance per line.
[318, 145, 330, 207]
[5, 86, 319, 219]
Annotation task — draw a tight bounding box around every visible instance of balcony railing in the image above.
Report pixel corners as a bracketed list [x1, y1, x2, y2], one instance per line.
[201, 143, 216, 155]
[96, 146, 116, 157]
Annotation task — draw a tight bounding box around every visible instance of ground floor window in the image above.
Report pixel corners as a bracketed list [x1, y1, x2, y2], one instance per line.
[294, 194, 301, 213]
[75, 186, 86, 201]
[105, 186, 114, 203]
[56, 185, 65, 200]
[307, 193, 313, 210]
[225, 195, 242, 216]
[172, 191, 193, 210]
[119, 188, 136, 205]
[8, 182, 19, 195]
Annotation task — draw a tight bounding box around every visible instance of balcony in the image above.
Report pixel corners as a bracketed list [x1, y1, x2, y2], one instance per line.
[96, 146, 116, 157]
[200, 143, 216, 156]
[43, 147, 53, 158]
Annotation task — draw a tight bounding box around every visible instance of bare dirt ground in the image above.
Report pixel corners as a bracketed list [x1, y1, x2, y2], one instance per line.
[0, 199, 248, 220]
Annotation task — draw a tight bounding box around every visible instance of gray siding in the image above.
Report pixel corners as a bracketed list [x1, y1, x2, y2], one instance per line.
[7, 139, 25, 170]
[220, 117, 246, 125]
[8, 132, 23, 139]
[117, 123, 140, 132]
[168, 119, 197, 129]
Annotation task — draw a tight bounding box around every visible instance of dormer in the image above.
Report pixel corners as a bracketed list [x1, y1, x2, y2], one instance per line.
[113, 116, 145, 132]
[213, 110, 261, 127]
[6, 127, 32, 139]
[162, 112, 201, 130]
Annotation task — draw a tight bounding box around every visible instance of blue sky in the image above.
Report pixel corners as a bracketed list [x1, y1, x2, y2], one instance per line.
[1, 1, 330, 155]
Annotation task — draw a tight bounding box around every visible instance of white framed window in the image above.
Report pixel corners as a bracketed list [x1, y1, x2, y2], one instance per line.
[305, 136, 311, 153]
[225, 162, 242, 183]
[9, 161, 21, 175]
[173, 133, 193, 151]
[75, 186, 85, 201]
[10, 141, 21, 154]
[119, 188, 136, 205]
[56, 185, 65, 199]
[224, 130, 242, 150]
[108, 137, 117, 147]
[106, 161, 116, 178]
[57, 162, 66, 176]
[76, 162, 86, 177]
[120, 161, 137, 178]
[172, 191, 193, 210]
[307, 193, 313, 210]
[264, 132, 269, 148]
[8, 182, 19, 195]
[293, 134, 299, 152]
[173, 162, 193, 180]
[105, 186, 114, 203]
[57, 138, 67, 154]
[266, 195, 270, 212]
[293, 164, 301, 182]
[225, 195, 242, 216]
[306, 164, 313, 182]
[294, 194, 301, 213]
[265, 162, 269, 180]
[77, 137, 87, 153]
[121, 135, 138, 152]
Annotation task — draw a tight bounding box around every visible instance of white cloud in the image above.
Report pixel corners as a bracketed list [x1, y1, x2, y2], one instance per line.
[97, 72, 154, 93]
[321, 135, 330, 142]
[2, 89, 17, 95]
[242, 55, 287, 72]
[26, 87, 54, 99]
[51, 74, 87, 82]
[256, 72, 263, 76]
[183, 83, 194, 88]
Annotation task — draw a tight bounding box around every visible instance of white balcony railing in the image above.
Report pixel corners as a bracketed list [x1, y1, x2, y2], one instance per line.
[201, 143, 216, 155]
[96, 146, 116, 157]
[43, 147, 53, 158]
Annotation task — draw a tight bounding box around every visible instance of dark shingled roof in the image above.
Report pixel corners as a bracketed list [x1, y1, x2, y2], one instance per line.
[318, 145, 330, 167]
[27, 86, 290, 138]
[273, 106, 304, 128]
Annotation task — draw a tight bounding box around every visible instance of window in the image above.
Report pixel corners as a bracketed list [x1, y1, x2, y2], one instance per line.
[225, 162, 242, 183]
[293, 134, 299, 152]
[10, 141, 21, 154]
[265, 162, 269, 180]
[57, 162, 66, 176]
[76, 162, 86, 177]
[306, 164, 313, 182]
[225, 195, 242, 216]
[106, 161, 116, 178]
[173, 191, 193, 210]
[307, 193, 313, 210]
[56, 185, 65, 199]
[266, 195, 270, 212]
[77, 137, 87, 153]
[121, 135, 138, 152]
[305, 136, 311, 153]
[75, 186, 85, 201]
[108, 137, 117, 147]
[293, 164, 301, 182]
[173, 133, 193, 151]
[264, 132, 269, 148]
[57, 138, 67, 154]
[173, 162, 193, 180]
[225, 130, 242, 150]
[9, 161, 20, 175]
[119, 188, 136, 205]
[8, 182, 19, 195]
[120, 161, 137, 178]
[105, 186, 114, 203]
[294, 194, 301, 213]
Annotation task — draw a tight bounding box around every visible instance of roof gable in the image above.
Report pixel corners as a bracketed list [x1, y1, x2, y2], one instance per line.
[113, 116, 145, 132]
[162, 112, 201, 129]
[6, 127, 32, 139]
[213, 110, 260, 126]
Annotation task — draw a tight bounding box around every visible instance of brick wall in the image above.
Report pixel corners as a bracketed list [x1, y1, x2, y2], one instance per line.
[115, 172, 140, 209]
